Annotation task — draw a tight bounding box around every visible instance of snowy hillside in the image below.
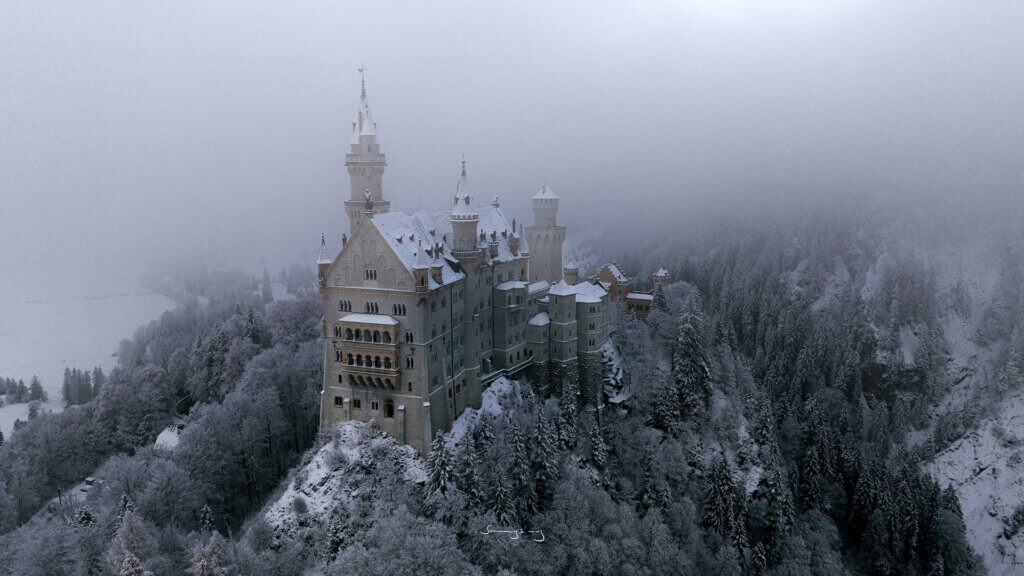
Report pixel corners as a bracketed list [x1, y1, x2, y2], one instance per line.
[927, 389, 1024, 575]
[263, 421, 426, 540]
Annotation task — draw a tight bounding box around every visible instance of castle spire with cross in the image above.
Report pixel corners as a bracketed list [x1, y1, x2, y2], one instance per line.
[344, 65, 389, 235]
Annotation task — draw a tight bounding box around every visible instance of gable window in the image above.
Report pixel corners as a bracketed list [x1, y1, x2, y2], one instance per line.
[364, 268, 377, 280]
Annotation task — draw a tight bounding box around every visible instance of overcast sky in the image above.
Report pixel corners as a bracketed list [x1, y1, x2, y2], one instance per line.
[2, 1, 1023, 292]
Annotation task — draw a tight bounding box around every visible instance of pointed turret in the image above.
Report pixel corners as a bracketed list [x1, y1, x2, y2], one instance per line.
[317, 233, 332, 281]
[450, 156, 481, 258]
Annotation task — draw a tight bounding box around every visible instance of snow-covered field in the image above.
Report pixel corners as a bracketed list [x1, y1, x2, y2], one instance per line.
[0, 280, 174, 435]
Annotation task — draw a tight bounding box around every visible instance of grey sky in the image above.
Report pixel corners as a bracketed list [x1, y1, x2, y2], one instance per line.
[2, 1, 1023, 291]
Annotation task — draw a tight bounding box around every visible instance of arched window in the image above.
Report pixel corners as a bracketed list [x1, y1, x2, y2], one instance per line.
[373, 330, 380, 343]
[348, 375, 357, 386]
[335, 350, 342, 362]
[383, 332, 391, 343]
[384, 357, 392, 369]
[374, 356, 381, 368]
[345, 328, 353, 339]
[386, 400, 395, 418]
[375, 378, 383, 388]
[509, 355, 513, 364]
[354, 329, 362, 340]
[347, 354, 354, 365]
[385, 378, 393, 389]
[356, 355, 363, 367]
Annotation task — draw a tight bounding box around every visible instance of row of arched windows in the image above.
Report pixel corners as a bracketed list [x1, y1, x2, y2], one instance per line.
[342, 328, 392, 343]
[345, 354, 393, 369]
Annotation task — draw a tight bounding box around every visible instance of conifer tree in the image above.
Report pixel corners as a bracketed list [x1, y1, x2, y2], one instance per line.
[187, 531, 230, 576]
[118, 552, 152, 576]
[590, 424, 607, 470]
[491, 470, 516, 526]
[426, 432, 455, 498]
[28, 375, 46, 402]
[509, 423, 537, 518]
[457, 443, 486, 507]
[674, 293, 712, 419]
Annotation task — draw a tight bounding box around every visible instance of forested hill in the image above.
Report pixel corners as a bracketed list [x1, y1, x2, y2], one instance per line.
[0, 269, 324, 574]
[1, 205, 1017, 575]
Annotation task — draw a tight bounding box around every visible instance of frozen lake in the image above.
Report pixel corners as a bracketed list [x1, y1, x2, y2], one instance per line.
[0, 279, 175, 436]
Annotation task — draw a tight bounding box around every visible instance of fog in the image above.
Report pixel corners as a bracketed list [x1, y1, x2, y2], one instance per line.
[3, 1, 1024, 293]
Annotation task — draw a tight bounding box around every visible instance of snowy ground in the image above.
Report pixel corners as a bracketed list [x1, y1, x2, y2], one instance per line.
[446, 376, 516, 449]
[927, 389, 1024, 575]
[263, 421, 425, 536]
[0, 280, 175, 435]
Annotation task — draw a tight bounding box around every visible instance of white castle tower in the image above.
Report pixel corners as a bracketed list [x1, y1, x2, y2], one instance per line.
[344, 67, 390, 235]
[525, 184, 565, 284]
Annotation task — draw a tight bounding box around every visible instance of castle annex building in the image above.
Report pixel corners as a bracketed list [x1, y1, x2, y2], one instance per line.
[317, 76, 610, 454]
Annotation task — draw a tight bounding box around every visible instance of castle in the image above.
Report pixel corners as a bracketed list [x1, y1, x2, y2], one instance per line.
[317, 75, 609, 454]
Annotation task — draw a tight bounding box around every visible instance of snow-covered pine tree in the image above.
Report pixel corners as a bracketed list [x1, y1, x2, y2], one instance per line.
[673, 293, 712, 420]
[590, 423, 607, 470]
[426, 432, 455, 498]
[531, 412, 559, 505]
[509, 423, 537, 518]
[491, 470, 516, 526]
[457, 442, 486, 507]
[640, 446, 671, 512]
[701, 455, 740, 538]
[187, 531, 230, 576]
[118, 552, 152, 576]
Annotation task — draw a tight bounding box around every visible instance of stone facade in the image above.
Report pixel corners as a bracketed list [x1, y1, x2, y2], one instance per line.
[318, 78, 610, 454]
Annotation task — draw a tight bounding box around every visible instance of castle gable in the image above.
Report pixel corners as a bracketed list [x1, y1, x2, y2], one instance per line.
[325, 219, 416, 290]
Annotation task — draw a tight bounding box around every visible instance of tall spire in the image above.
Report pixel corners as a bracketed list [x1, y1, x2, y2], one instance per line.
[451, 155, 476, 220]
[344, 65, 388, 235]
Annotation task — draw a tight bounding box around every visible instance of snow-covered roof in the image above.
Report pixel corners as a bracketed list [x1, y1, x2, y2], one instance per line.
[528, 280, 549, 294]
[532, 183, 558, 200]
[626, 292, 654, 301]
[549, 280, 608, 303]
[496, 280, 528, 290]
[339, 313, 399, 325]
[528, 312, 550, 326]
[602, 262, 631, 283]
[653, 267, 670, 277]
[370, 204, 523, 289]
[450, 159, 478, 220]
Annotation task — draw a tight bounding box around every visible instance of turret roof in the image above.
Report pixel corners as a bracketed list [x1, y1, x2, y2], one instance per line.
[532, 183, 558, 200]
